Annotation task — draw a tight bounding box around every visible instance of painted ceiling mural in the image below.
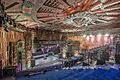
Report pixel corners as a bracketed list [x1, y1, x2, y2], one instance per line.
[1, 0, 120, 33]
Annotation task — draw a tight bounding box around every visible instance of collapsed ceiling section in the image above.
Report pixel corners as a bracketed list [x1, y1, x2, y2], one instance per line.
[2, 0, 120, 33]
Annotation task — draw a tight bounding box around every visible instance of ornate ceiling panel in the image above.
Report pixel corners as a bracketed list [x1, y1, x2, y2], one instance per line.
[1, 0, 120, 33]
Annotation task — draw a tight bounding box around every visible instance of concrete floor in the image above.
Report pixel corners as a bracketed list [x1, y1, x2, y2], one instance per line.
[1, 77, 15, 80]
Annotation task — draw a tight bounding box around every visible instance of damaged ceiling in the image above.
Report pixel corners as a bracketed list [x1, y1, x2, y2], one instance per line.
[2, 0, 120, 33]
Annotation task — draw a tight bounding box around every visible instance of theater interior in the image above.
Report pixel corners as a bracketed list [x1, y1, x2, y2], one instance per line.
[0, 0, 120, 80]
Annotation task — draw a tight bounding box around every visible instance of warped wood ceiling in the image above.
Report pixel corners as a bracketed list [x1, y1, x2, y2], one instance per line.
[3, 0, 120, 33]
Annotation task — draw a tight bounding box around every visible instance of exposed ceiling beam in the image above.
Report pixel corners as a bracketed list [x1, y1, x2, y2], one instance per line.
[37, 16, 53, 18]
[82, 0, 94, 11]
[103, 0, 120, 5]
[62, 0, 71, 6]
[6, 11, 23, 13]
[5, 2, 19, 10]
[43, 0, 62, 10]
[16, 19, 29, 22]
[89, 1, 101, 10]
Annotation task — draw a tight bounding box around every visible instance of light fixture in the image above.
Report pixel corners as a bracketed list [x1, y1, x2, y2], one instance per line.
[83, 34, 86, 38]
[105, 33, 109, 36]
[91, 36, 94, 42]
[62, 53, 66, 58]
[74, 53, 79, 57]
[97, 33, 102, 41]
[86, 36, 90, 41]
[110, 35, 113, 40]
[97, 33, 102, 37]
[104, 36, 108, 42]
[89, 34, 93, 37]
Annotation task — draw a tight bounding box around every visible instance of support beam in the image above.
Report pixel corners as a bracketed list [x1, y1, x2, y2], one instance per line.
[5, 2, 19, 10]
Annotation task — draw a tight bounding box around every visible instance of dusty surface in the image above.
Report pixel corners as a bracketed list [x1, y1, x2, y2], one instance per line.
[1, 77, 15, 80]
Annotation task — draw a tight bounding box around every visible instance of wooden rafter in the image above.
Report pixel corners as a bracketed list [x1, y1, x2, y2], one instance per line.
[89, 1, 101, 10]
[62, 0, 71, 6]
[91, 1, 119, 11]
[2, 0, 120, 33]
[93, 8, 120, 15]
[39, 19, 55, 22]
[37, 16, 53, 19]
[6, 11, 23, 13]
[16, 19, 29, 22]
[103, 0, 120, 5]
[105, 14, 120, 17]
[42, 4, 63, 11]
[5, 2, 19, 10]
[43, 0, 62, 9]
[104, 3, 120, 9]
[82, 0, 94, 11]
